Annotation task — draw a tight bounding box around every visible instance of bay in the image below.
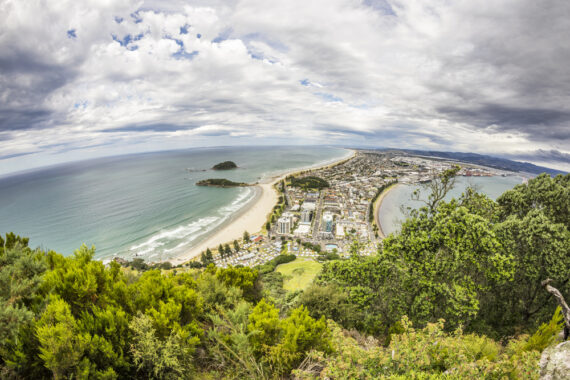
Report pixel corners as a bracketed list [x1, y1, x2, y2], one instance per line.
[0, 146, 349, 261]
[378, 175, 526, 236]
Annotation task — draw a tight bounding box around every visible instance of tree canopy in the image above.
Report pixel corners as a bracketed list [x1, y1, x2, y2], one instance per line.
[0, 173, 568, 378]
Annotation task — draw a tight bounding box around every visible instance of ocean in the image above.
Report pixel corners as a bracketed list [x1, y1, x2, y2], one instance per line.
[0, 146, 349, 261]
[378, 175, 526, 236]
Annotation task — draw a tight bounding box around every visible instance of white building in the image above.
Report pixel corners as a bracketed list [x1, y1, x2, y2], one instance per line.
[282, 212, 294, 224]
[301, 209, 312, 223]
[277, 217, 291, 234]
[294, 223, 311, 236]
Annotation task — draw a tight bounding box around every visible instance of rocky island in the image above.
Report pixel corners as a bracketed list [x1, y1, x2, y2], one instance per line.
[196, 178, 249, 188]
[212, 161, 238, 170]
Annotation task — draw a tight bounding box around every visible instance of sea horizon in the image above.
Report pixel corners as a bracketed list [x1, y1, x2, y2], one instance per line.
[0, 145, 350, 262]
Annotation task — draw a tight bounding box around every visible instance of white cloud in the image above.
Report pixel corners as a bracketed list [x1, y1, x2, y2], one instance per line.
[0, 0, 569, 175]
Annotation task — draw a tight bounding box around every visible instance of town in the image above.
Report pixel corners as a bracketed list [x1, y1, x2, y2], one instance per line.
[206, 150, 503, 268]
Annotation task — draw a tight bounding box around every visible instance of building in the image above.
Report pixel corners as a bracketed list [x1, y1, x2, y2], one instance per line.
[335, 224, 345, 239]
[301, 202, 315, 223]
[277, 216, 291, 234]
[294, 223, 311, 236]
[323, 212, 333, 233]
[301, 209, 312, 223]
[282, 212, 294, 224]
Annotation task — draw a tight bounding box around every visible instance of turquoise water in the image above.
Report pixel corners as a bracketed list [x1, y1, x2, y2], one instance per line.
[0, 146, 349, 261]
[378, 176, 525, 236]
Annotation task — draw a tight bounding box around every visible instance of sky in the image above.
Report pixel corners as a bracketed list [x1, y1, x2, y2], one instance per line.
[1, 0, 569, 175]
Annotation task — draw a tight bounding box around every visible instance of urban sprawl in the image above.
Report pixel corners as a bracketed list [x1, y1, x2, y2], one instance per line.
[210, 151, 510, 268]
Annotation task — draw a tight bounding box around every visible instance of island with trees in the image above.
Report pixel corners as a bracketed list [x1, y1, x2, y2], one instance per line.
[196, 178, 249, 187]
[212, 161, 238, 170]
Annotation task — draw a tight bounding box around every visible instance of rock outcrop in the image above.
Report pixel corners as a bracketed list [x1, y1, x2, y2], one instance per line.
[539, 341, 570, 380]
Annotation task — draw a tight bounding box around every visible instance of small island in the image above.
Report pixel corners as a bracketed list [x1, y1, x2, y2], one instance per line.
[212, 161, 238, 170]
[196, 178, 249, 188]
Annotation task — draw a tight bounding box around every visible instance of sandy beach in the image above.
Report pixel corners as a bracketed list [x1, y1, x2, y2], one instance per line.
[171, 149, 355, 264]
[374, 183, 400, 239]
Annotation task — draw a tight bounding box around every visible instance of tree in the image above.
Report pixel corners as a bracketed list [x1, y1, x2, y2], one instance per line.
[205, 248, 213, 262]
[0, 236, 49, 378]
[0, 238, 46, 347]
[129, 313, 196, 379]
[497, 173, 569, 226]
[36, 297, 88, 380]
[482, 209, 570, 334]
[233, 240, 240, 253]
[224, 244, 232, 257]
[243, 231, 250, 243]
[411, 165, 461, 214]
[348, 239, 362, 257]
[216, 266, 260, 302]
[0, 232, 29, 254]
[268, 305, 330, 374]
[476, 174, 570, 335]
[248, 299, 280, 353]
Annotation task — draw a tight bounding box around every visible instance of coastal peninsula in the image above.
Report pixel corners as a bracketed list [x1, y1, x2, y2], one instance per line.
[212, 161, 238, 170]
[196, 178, 249, 188]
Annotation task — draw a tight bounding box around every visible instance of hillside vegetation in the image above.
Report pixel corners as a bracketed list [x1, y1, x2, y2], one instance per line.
[0, 173, 568, 379]
[289, 176, 330, 190]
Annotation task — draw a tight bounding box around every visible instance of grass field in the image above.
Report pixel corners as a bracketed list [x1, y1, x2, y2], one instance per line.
[276, 258, 322, 291]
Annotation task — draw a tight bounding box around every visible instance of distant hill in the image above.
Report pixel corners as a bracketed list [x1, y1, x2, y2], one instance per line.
[371, 149, 566, 176]
[212, 161, 238, 170]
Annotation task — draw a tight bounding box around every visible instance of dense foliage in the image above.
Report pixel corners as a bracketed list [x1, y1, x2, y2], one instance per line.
[212, 161, 238, 170]
[309, 173, 570, 339]
[0, 244, 327, 379]
[0, 173, 567, 379]
[289, 176, 329, 190]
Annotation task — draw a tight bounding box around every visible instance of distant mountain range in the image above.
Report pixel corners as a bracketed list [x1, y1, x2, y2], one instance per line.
[368, 148, 566, 176]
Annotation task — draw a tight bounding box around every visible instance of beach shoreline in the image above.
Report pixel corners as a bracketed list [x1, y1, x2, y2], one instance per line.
[171, 149, 356, 264]
[374, 183, 400, 239]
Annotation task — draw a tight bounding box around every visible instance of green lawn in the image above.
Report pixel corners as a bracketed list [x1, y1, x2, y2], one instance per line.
[276, 258, 322, 291]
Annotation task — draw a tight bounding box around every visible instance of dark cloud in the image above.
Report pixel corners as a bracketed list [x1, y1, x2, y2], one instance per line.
[505, 149, 570, 165]
[0, 48, 77, 131]
[0, 109, 53, 131]
[437, 104, 570, 140]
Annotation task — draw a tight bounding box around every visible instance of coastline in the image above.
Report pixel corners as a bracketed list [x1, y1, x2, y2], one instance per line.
[171, 149, 356, 264]
[374, 183, 400, 239]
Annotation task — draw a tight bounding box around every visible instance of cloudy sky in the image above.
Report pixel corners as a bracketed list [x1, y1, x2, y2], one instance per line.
[1, 0, 569, 175]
